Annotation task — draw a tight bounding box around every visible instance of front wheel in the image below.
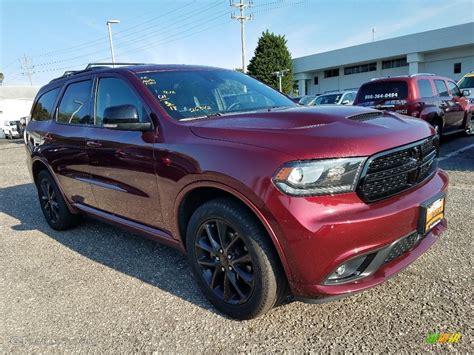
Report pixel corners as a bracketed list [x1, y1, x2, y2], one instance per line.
[186, 198, 285, 319]
[466, 113, 474, 136]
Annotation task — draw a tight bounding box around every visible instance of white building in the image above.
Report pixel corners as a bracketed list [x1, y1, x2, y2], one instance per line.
[293, 23, 474, 96]
[0, 86, 40, 124]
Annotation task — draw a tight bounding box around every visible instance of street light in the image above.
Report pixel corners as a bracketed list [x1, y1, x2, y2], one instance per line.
[106, 19, 120, 66]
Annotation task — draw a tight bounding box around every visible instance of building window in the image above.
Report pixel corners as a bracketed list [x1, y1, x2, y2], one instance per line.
[454, 63, 461, 74]
[344, 62, 377, 75]
[314, 76, 319, 85]
[382, 57, 408, 69]
[324, 69, 339, 78]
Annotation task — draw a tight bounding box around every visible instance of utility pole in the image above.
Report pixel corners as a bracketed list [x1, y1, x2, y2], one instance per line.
[231, 0, 253, 73]
[106, 19, 120, 66]
[20, 54, 34, 86]
[372, 27, 376, 42]
[272, 69, 289, 92]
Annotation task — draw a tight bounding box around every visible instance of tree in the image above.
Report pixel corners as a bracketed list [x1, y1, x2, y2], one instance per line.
[0, 72, 4, 85]
[247, 30, 293, 94]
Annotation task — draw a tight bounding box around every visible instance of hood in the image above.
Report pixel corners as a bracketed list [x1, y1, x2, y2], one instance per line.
[189, 106, 434, 160]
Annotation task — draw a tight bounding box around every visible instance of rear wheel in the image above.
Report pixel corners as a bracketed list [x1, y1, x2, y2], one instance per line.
[36, 170, 81, 230]
[186, 198, 284, 319]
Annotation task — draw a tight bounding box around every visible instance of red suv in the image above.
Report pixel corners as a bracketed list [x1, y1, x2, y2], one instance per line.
[353, 74, 473, 136]
[26, 64, 448, 319]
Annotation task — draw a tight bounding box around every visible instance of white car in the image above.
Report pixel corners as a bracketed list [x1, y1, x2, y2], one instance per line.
[2, 120, 21, 139]
[458, 73, 474, 103]
[311, 90, 357, 106]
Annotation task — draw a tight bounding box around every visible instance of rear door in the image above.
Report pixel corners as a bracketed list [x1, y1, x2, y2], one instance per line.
[46, 79, 96, 205]
[446, 80, 466, 129]
[85, 74, 162, 227]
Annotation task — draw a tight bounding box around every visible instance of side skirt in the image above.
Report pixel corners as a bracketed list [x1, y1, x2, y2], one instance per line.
[73, 203, 185, 253]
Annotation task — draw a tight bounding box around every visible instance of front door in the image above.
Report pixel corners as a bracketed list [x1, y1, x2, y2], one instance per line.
[434, 79, 463, 132]
[86, 75, 162, 227]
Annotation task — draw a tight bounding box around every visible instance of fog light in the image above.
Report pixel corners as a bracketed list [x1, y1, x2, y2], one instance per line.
[335, 265, 346, 276]
[325, 254, 374, 284]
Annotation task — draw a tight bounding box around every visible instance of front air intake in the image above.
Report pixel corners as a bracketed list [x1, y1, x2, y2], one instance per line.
[347, 112, 383, 122]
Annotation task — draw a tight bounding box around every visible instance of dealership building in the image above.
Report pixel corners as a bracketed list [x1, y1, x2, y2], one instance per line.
[293, 22, 474, 96]
[0, 86, 40, 124]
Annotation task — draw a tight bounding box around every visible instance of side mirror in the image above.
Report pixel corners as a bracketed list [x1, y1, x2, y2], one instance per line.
[341, 100, 350, 105]
[462, 89, 471, 97]
[103, 104, 152, 131]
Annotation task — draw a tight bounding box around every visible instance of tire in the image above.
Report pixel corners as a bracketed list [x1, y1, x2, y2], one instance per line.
[36, 170, 81, 230]
[186, 198, 285, 319]
[466, 113, 474, 136]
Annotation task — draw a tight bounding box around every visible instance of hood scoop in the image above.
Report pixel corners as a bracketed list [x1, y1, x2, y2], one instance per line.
[347, 111, 383, 122]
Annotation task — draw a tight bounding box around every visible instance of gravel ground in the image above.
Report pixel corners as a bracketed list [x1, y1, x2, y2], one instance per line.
[0, 136, 473, 353]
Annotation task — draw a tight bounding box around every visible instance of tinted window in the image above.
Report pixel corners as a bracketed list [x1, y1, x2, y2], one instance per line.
[57, 80, 92, 125]
[447, 81, 461, 97]
[31, 88, 60, 121]
[96, 78, 146, 126]
[137, 70, 295, 120]
[356, 81, 408, 104]
[434, 80, 449, 96]
[417, 80, 434, 98]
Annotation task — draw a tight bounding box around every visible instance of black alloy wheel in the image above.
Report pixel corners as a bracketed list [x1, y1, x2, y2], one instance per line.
[194, 218, 255, 304]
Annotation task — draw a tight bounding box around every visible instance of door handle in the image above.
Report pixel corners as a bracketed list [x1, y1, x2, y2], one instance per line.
[86, 140, 102, 148]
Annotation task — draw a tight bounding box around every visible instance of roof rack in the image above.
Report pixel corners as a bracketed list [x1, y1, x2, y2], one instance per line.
[409, 73, 435, 77]
[49, 62, 149, 83]
[85, 62, 147, 69]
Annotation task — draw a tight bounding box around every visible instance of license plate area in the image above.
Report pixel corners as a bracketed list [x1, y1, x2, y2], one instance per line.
[418, 193, 445, 234]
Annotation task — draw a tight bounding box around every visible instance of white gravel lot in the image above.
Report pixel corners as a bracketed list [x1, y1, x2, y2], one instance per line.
[0, 136, 473, 353]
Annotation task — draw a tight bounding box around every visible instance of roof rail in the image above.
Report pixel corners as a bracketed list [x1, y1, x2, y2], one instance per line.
[410, 73, 435, 77]
[49, 63, 148, 84]
[85, 62, 147, 69]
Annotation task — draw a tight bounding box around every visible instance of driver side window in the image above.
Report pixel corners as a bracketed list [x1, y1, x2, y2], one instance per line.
[95, 78, 147, 126]
[446, 81, 461, 97]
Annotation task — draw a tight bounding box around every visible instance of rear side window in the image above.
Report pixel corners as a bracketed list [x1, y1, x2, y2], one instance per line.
[417, 80, 434, 98]
[434, 80, 449, 96]
[95, 77, 146, 126]
[31, 88, 60, 121]
[356, 81, 408, 104]
[57, 80, 93, 125]
[447, 81, 461, 97]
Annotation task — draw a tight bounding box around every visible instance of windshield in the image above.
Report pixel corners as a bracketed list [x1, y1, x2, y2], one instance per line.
[458, 76, 474, 89]
[299, 96, 315, 105]
[356, 81, 408, 104]
[137, 69, 295, 120]
[314, 94, 342, 105]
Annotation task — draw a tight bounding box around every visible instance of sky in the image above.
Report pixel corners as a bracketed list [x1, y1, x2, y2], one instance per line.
[1, 0, 473, 86]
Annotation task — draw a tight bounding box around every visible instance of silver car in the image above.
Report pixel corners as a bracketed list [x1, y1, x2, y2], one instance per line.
[312, 90, 357, 106]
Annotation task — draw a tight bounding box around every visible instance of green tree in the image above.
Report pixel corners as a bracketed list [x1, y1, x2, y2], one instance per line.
[247, 30, 293, 94]
[0, 72, 4, 85]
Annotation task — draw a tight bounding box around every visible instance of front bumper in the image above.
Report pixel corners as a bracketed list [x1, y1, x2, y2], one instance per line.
[264, 168, 449, 300]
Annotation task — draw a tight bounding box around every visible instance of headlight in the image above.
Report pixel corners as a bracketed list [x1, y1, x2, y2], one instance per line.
[273, 157, 366, 196]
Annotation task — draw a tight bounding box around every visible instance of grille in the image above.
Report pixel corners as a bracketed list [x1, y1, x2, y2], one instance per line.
[357, 136, 439, 202]
[384, 232, 420, 264]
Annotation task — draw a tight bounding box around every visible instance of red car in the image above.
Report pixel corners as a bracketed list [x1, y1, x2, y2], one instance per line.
[25, 64, 448, 319]
[353, 74, 473, 136]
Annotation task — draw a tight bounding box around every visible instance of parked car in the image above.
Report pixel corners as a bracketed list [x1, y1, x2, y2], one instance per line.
[26, 63, 448, 319]
[2, 120, 21, 139]
[298, 95, 318, 106]
[458, 72, 474, 103]
[311, 90, 357, 106]
[354, 74, 473, 136]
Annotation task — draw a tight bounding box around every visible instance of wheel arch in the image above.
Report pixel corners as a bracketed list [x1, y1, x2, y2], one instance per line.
[174, 181, 294, 282]
[31, 158, 78, 214]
